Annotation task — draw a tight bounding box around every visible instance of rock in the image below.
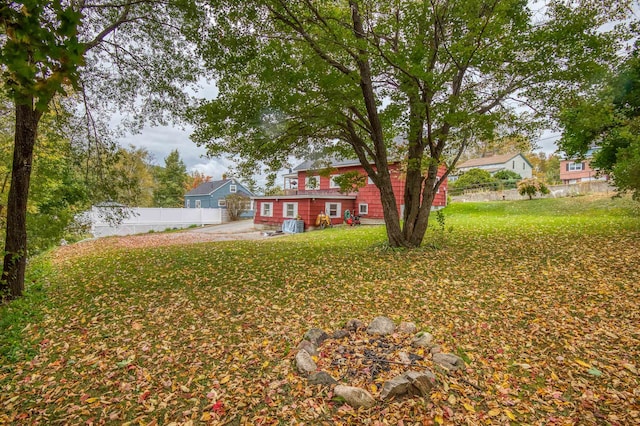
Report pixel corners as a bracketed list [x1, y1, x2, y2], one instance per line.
[332, 329, 349, 340]
[345, 319, 365, 331]
[308, 371, 338, 386]
[295, 350, 317, 375]
[412, 332, 434, 347]
[304, 328, 329, 346]
[430, 345, 442, 355]
[380, 375, 411, 400]
[404, 370, 436, 396]
[366, 316, 395, 336]
[432, 352, 464, 372]
[297, 340, 318, 356]
[398, 352, 411, 365]
[334, 385, 376, 409]
[380, 370, 436, 400]
[398, 321, 417, 334]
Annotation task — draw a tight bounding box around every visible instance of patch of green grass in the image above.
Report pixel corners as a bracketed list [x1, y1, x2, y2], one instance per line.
[0, 255, 54, 364]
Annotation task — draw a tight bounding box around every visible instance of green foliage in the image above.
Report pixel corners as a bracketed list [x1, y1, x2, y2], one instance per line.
[493, 170, 522, 180]
[109, 146, 156, 207]
[332, 171, 367, 194]
[517, 178, 550, 200]
[452, 169, 496, 189]
[0, 255, 52, 363]
[153, 149, 187, 207]
[559, 45, 640, 199]
[0, 1, 83, 109]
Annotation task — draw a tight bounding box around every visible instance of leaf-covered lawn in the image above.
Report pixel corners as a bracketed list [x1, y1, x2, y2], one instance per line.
[1, 195, 639, 425]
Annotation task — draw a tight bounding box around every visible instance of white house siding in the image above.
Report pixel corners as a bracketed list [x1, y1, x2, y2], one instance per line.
[503, 154, 533, 178]
[88, 207, 222, 237]
[457, 154, 533, 179]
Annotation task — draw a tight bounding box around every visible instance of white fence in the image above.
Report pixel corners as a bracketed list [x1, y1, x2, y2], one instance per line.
[88, 207, 224, 237]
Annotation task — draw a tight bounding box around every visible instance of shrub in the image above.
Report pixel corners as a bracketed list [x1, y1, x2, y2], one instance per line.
[493, 170, 522, 180]
[517, 178, 550, 200]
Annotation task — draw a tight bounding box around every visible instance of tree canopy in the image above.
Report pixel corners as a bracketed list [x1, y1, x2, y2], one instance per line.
[559, 43, 640, 199]
[153, 149, 188, 207]
[191, 0, 631, 247]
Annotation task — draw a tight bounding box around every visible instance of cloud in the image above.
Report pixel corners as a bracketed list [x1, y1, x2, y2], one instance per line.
[118, 125, 233, 178]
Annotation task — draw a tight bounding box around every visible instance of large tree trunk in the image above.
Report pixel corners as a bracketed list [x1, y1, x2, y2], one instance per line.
[1, 102, 41, 302]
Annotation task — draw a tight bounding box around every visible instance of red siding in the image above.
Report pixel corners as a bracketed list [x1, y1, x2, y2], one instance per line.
[254, 197, 357, 229]
[255, 162, 448, 227]
[559, 159, 606, 183]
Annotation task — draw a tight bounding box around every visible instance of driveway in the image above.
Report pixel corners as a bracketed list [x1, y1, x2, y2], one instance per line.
[188, 219, 258, 235]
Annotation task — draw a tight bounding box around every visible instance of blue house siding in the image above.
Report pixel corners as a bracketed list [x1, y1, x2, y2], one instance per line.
[184, 179, 254, 218]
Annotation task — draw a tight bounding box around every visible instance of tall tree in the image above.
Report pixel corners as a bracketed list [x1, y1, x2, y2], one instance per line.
[192, 0, 629, 248]
[111, 145, 156, 207]
[559, 43, 640, 199]
[1, 1, 205, 300]
[153, 149, 187, 207]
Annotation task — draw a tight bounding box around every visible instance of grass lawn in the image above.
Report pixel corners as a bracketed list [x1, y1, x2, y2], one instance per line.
[1, 194, 639, 425]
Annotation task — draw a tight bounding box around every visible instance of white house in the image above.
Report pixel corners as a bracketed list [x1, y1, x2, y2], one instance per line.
[454, 153, 533, 180]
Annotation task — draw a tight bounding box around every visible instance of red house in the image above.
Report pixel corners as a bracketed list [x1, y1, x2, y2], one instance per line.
[559, 151, 608, 184]
[252, 159, 447, 230]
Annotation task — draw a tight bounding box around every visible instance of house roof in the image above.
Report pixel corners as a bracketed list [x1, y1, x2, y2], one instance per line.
[293, 158, 364, 172]
[457, 153, 531, 169]
[185, 179, 254, 197]
[252, 194, 356, 200]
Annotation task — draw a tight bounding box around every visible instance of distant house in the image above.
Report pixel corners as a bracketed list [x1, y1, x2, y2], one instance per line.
[184, 178, 254, 218]
[454, 153, 533, 180]
[559, 149, 607, 184]
[252, 159, 447, 230]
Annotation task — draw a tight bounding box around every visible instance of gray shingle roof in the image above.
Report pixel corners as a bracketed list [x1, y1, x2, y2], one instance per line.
[185, 179, 233, 196]
[293, 158, 365, 172]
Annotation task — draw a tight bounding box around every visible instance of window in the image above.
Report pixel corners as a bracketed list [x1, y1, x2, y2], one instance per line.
[359, 203, 368, 215]
[367, 176, 374, 185]
[195, 199, 201, 208]
[512, 160, 515, 168]
[229, 184, 237, 193]
[218, 199, 226, 207]
[186, 199, 190, 208]
[568, 162, 584, 171]
[283, 202, 298, 218]
[261, 202, 273, 217]
[305, 176, 320, 190]
[523, 162, 525, 170]
[325, 202, 341, 218]
[330, 175, 341, 189]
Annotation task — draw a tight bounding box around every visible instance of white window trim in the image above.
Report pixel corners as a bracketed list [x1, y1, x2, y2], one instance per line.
[195, 199, 201, 208]
[186, 199, 191, 208]
[261, 202, 273, 217]
[358, 203, 368, 215]
[329, 174, 341, 189]
[568, 162, 584, 171]
[325, 202, 341, 218]
[229, 184, 237, 193]
[367, 176, 374, 185]
[217, 199, 226, 207]
[305, 175, 320, 190]
[283, 202, 298, 218]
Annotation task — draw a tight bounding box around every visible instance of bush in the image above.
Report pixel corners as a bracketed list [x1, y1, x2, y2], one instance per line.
[517, 178, 550, 200]
[493, 170, 522, 180]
